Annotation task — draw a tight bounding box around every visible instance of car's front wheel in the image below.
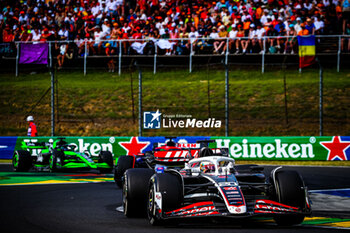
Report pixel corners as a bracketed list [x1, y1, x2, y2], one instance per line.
[123, 168, 155, 217]
[148, 173, 183, 225]
[273, 170, 307, 226]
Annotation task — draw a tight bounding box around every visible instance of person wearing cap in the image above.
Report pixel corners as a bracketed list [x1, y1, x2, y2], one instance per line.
[228, 24, 238, 53]
[26, 116, 38, 137]
[105, 42, 115, 72]
[305, 18, 315, 35]
[247, 24, 257, 53]
[94, 25, 105, 54]
[213, 25, 228, 54]
[294, 17, 302, 34]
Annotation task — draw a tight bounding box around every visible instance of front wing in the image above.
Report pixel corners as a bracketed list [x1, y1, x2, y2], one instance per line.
[163, 199, 309, 219]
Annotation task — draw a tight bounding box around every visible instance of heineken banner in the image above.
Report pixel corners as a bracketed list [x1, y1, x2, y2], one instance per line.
[0, 136, 349, 161]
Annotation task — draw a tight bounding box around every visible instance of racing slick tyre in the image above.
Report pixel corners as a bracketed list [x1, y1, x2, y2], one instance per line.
[123, 168, 155, 217]
[49, 150, 64, 172]
[12, 150, 32, 172]
[99, 151, 114, 173]
[273, 170, 307, 226]
[114, 155, 134, 188]
[148, 173, 183, 226]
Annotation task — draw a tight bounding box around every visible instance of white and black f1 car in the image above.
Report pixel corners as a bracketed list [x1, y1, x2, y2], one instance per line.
[121, 143, 311, 226]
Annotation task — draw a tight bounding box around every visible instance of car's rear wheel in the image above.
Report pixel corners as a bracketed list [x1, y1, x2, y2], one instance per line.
[99, 151, 114, 173]
[148, 173, 183, 225]
[273, 170, 306, 226]
[13, 150, 32, 172]
[123, 168, 155, 217]
[114, 155, 134, 188]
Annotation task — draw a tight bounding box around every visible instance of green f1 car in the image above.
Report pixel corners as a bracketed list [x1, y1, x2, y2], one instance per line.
[12, 138, 114, 173]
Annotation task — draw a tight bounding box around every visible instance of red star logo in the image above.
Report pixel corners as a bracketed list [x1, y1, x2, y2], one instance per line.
[119, 137, 150, 156]
[320, 136, 350, 161]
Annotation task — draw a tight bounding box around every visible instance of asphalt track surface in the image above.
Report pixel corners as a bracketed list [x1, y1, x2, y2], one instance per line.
[1, 164, 350, 233]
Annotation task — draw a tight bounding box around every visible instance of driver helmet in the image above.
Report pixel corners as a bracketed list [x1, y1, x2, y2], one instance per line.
[200, 162, 215, 173]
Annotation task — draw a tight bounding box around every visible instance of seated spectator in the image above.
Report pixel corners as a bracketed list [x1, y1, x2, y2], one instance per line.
[228, 25, 238, 53]
[56, 43, 67, 69]
[247, 24, 257, 53]
[235, 25, 245, 54]
[266, 24, 278, 53]
[187, 26, 199, 55]
[284, 24, 297, 54]
[214, 25, 228, 54]
[341, 22, 350, 52]
[255, 24, 266, 54]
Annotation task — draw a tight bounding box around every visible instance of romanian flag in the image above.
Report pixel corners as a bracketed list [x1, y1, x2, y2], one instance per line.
[298, 35, 316, 68]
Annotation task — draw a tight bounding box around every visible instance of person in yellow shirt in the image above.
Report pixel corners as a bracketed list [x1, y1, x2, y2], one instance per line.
[214, 25, 228, 54]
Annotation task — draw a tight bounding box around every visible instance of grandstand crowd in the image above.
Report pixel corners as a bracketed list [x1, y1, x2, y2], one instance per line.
[1, 0, 350, 59]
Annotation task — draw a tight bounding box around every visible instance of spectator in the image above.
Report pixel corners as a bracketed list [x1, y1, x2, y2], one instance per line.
[341, 22, 350, 51]
[236, 25, 245, 54]
[56, 43, 67, 69]
[266, 24, 278, 53]
[305, 18, 316, 35]
[284, 24, 297, 54]
[187, 26, 199, 55]
[255, 24, 266, 54]
[2, 25, 14, 42]
[214, 25, 228, 54]
[247, 24, 257, 53]
[105, 43, 115, 72]
[298, 23, 310, 36]
[228, 25, 238, 53]
[314, 16, 325, 35]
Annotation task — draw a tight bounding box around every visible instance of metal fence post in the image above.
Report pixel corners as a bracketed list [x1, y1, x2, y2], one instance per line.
[262, 38, 265, 74]
[84, 40, 87, 76]
[225, 63, 229, 137]
[51, 67, 55, 136]
[225, 38, 229, 65]
[136, 62, 142, 137]
[319, 63, 323, 136]
[154, 43, 157, 74]
[49, 41, 52, 68]
[119, 40, 122, 75]
[189, 40, 193, 73]
[15, 42, 19, 77]
[337, 35, 341, 72]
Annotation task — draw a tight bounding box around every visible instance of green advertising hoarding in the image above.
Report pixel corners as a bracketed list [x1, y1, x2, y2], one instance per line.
[8, 136, 350, 161]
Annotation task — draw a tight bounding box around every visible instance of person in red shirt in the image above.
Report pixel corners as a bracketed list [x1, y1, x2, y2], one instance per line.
[26, 116, 38, 137]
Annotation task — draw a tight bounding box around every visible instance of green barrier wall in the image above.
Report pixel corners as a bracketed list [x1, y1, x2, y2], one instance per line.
[8, 136, 350, 161]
